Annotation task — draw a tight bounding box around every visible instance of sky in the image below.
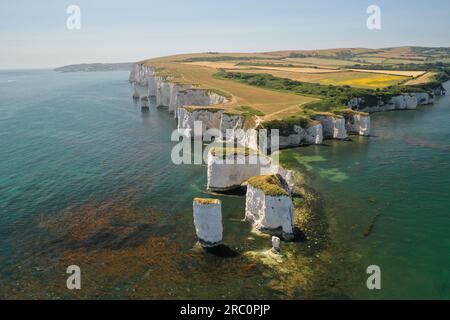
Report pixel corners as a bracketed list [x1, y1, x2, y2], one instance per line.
[1, 0, 450, 69]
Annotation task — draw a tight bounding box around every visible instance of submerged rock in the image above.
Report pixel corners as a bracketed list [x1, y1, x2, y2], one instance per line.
[193, 198, 223, 247]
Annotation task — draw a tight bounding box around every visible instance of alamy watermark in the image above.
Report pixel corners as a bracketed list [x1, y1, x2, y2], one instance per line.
[367, 5, 381, 30]
[66, 265, 81, 290]
[66, 5, 81, 30]
[366, 265, 381, 290]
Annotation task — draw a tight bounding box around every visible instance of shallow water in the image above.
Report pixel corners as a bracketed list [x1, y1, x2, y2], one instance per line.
[0, 70, 448, 299]
[0, 70, 300, 299]
[280, 82, 450, 299]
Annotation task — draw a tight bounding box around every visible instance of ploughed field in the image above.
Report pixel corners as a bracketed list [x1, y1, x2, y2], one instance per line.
[141, 47, 449, 121]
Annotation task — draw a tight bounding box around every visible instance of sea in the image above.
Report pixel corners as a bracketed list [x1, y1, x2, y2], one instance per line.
[0, 70, 448, 299]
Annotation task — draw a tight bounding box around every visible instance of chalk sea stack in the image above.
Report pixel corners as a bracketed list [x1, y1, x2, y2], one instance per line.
[245, 174, 295, 241]
[193, 198, 223, 247]
[132, 85, 140, 100]
[206, 147, 271, 192]
[140, 96, 150, 112]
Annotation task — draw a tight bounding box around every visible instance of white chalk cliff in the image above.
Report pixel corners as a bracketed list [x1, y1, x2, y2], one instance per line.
[207, 152, 272, 191]
[415, 92, 434, 105]
[220, 113, 246, 137]
[347, 90, 445, 114]
[129, 63, 228, 116]
[177, 108, 223, 138]
[193, 198, 223, 247]
[314, 115, 348, 140]
[271, 166, 297, 195]
[336, 112, 371, 136]
[130, 64, 445, 148]
[129, 63, 448, 156]
[276, 123, 324, 149]
[129, 63, 374, 151]
[245, 179, 295, 240]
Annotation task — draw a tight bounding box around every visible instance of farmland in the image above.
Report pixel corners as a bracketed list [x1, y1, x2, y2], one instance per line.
[140, 47, 449, 121]
[225, 69, 409, 89]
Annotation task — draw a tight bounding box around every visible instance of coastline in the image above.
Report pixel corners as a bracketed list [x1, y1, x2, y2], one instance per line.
[128, 61, 447, 243]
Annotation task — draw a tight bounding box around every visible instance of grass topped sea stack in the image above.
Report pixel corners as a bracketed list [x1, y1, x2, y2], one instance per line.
[193, 198, 223, 247]
[207, 147, 271, 192]
[245, 174, 295, 241]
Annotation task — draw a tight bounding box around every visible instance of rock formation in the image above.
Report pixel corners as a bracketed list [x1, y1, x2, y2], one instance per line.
[346, 91, 445, 113]
[129, 63, 228, 118]
[313, 114, 348, 140]
[207, 148, 272, 191]
[346, 113, 371, 136]
[278, 123, 324, 148]
[140, 96, 149, 112]
[132, 85, 140, 100]
[415, 92, 434, 105]
[193, 198, 223, 247]
[334, 110, 371, 136]
[177, 107, 224, 139]
[271, 236, 281, 254]
[245, 175, 295, 240]
[129, 63, 378, 150]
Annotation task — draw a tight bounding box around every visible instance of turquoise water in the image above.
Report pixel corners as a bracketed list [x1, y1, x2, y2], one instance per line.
[0, 70, 448, 299]
[0, 70, 207, 234]
[0, 70, 272, 299]
[281, 82, 450, 299]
